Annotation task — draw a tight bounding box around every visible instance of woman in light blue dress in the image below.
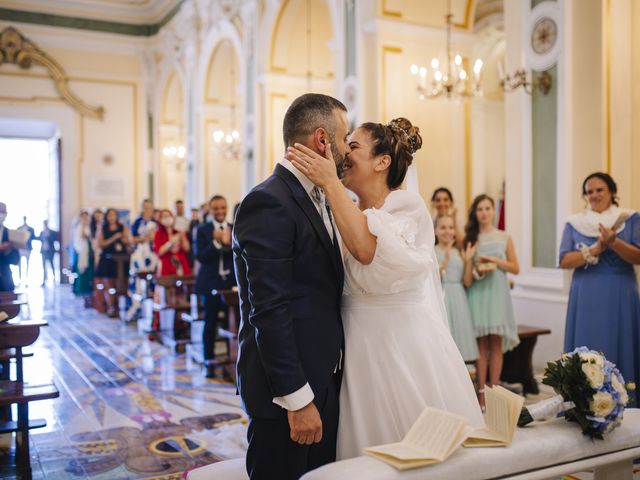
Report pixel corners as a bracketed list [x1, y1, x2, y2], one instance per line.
[465, 194, 520, 409]
[435, 215, 478, 362]
[560, 172, 640, 406]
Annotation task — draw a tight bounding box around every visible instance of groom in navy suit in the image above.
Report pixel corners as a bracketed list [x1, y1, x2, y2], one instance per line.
[233, 93, 350, 479]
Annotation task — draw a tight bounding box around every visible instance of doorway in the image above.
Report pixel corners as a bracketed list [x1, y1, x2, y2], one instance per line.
[0, 130, 61, 288]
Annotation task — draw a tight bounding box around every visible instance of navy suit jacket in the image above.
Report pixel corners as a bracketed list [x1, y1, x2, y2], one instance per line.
[194, 222, 236, 295]
[233, 164, 344, 419]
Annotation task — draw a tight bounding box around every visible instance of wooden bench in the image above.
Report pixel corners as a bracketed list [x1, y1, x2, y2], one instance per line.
[153, 275, 198, 352]
[501, 325, 551, 395]
[0, 380, 59, 480]
[0, 299, 26, 322]
[214, 288, 240, 381]
[130, 272, 156, 331]
[182, 287, 239, 380]
[0, 292, 19, 302]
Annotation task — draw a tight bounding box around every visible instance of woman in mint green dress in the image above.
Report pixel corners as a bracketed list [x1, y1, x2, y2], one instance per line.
[464, 194, 520, 408]
[435, 215, 478, 362]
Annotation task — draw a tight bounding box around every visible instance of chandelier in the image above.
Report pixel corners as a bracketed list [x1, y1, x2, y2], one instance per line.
[212, 127, 240, 159]
[410, 1, 483, 100]
[162, 144, 186, 170]
[212, 49, 241, 160]
[500, 68, 552, 96]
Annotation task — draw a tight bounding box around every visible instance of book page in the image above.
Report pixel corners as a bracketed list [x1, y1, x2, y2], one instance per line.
[364, 451, 440, 471]
[485, 386, 510, 440]
[464, 385, 524, 447]
[365, 442, 434, 461]
[492, 385, 524, 444]
[366, 406, 469, 463]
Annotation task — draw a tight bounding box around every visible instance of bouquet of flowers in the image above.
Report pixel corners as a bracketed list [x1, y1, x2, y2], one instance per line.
[518, 347, 635, 439]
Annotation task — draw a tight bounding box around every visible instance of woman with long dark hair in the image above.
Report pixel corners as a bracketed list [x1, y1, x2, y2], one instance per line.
[72, 210, 94, 299]
[560, 172, 639, 405]
[464, 194, 520, 409]
[94, 208, 129, 317]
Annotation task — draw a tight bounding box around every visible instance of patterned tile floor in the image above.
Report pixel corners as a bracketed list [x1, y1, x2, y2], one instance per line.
[1, 285, 638, 479]
[0, 285, 245, 479]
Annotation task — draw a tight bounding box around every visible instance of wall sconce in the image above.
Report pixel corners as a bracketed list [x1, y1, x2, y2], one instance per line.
[500, 68, 552, 95]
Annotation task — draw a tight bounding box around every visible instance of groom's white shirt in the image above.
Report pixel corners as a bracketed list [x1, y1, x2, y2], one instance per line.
[272, 158, 335, 412]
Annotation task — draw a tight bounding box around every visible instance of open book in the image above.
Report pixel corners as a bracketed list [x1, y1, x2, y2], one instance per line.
[462, 384, 524, 447]
[364, 385, 524, 470]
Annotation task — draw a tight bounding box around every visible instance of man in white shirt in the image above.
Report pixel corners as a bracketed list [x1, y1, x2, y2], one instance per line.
[194, 195, 236, 378]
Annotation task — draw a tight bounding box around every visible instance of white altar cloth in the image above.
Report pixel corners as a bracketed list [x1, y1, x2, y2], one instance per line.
[302, 408, 640, 480]
[186, 409, 640, 480]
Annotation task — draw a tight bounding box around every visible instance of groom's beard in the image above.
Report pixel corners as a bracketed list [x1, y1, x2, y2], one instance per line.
[330, 141, 346, 179]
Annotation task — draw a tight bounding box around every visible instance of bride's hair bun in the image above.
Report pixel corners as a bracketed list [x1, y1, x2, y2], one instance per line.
[359, 117, 423, 189]
[387, 117, 423, 155]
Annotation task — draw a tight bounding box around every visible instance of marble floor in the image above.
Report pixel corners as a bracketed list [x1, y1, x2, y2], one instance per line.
[0, 285, 246, 479]
[1, 285, 638, 480]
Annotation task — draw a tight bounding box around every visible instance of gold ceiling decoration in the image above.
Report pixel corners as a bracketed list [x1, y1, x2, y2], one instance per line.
[0, 26, 105, 119]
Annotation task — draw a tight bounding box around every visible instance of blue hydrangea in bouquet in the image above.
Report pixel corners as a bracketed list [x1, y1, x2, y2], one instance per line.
[518, 347, 635, 439]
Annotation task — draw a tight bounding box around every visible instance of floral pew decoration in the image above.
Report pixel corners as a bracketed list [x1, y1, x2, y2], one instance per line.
[518, 347, 636, 439]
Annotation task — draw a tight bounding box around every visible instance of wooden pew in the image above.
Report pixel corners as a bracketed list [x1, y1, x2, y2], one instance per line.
[0, 318, 58, 480]
[153, 275, 197, 352]
[0, 292, 19, 302]
[130, 272, 156, 329]
[501, 325, 551, 395]
[182, 287, 239, 381]
[0, 381, 59, 480]
[0, 299, 26, 322]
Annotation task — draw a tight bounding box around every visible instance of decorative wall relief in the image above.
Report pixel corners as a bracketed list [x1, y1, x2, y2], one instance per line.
[0, 26, 105, 119]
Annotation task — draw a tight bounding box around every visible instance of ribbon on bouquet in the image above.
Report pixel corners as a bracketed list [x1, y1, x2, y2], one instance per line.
[518, 395, 576, 427]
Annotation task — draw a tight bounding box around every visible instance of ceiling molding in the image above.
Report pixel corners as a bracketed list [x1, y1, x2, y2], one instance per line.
[0, 0, 180, 24]
[0, 1, 184, 37]
[0, 26, 105, 118]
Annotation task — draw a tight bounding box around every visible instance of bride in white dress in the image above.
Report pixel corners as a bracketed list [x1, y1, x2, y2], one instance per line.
[287, 118, 484, 460]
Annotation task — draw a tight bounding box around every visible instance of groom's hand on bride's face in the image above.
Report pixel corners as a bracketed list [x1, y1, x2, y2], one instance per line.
[288, 401, 323, 445]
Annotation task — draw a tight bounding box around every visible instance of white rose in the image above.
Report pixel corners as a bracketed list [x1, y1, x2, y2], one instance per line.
[590, 391, 615, 417]
[582, 363, 605, 389]
[579, 352, 604, 367]
[611, 375, 629, 405]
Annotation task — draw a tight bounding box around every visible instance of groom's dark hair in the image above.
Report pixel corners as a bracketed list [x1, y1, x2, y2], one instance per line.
[283, 93, 347, 148]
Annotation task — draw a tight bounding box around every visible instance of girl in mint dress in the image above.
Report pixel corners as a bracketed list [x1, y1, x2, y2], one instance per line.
[435, 215, 478, 362]
[464, 194, 520, 408]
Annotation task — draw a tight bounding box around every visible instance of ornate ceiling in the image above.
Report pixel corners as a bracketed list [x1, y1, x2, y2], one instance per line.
[0, 0, 181, 25]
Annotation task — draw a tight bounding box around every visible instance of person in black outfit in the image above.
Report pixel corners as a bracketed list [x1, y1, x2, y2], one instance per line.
[94, 208, 130, 317]
[195, 195, 236, 378]
[17, 216, 35, 283]
[0, 202, 19, 292]
[39, 219, 59, 286]
[188, 207, 200, 268]
[232, 93, 349, 479]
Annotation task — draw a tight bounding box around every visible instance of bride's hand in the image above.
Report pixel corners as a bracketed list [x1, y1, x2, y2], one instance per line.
[286, 143, 340, 189]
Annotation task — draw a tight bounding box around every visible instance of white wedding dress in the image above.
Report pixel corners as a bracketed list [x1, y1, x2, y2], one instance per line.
[336, 189, 484, 460]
